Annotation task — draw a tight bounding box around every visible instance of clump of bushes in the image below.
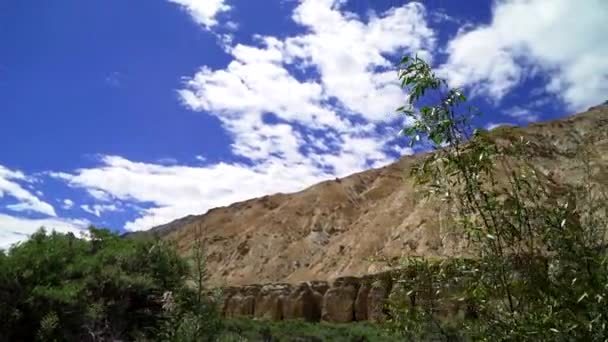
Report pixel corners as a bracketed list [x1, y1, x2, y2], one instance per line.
[0, 227, 221, 341]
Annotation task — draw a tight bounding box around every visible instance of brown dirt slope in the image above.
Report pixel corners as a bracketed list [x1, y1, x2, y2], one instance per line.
[151, 105, 608, 287]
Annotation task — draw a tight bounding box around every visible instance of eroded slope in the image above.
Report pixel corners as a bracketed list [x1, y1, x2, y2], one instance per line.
[157, 106, 608, 286]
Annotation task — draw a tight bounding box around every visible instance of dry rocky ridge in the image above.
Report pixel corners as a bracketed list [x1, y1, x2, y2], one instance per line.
[144, 105, 608, 291]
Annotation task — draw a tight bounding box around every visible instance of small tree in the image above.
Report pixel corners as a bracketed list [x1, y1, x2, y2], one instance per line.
[158, 224, 222, 342]
[388, 56, 608, 340]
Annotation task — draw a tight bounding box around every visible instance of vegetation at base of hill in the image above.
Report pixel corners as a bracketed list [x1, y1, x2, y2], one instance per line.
[0, 227, 222, 341]
[1, 226, 401, 342]
[218, 318, 399, 342]
[387, 55, 608, 341]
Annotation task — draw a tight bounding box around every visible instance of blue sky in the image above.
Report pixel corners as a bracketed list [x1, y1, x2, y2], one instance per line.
[1, 0, 606, 248]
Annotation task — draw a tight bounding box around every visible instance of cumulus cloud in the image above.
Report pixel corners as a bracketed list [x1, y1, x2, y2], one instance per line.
[54, 155, 333, 231]
[167, 0, 230, 29]
[62, 199, 74, 209]
[80, 204, 120, 217]
[285, 1, 434, 120]
[439, 0, 608, 110]
[177, 0, 433, 166]
[0, 214, 89, 250]
[0, 165, 56, 217]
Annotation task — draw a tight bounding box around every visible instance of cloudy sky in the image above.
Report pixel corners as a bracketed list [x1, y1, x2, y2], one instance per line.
[1, 0, 606, 248]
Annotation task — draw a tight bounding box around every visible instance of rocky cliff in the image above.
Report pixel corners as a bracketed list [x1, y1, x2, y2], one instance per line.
[150, 105, 608, 287]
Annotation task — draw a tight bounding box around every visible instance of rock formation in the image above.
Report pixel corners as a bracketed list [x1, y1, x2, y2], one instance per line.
[321, 276, 361, 322]
[367, 279, 392, 322]
[223, 276, 371, 323]
[223, 285, 260, 317]
[219, 271, 469, 323]
[354, 280, 370, 321]
[254, 283, 291, 320]
[282, 282, 317, 321]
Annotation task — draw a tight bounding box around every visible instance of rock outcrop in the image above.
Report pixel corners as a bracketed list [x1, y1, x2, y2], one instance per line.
[354, 280, 371, 321]
[219, 270, 481, 323]
[221, 272, 407, 323]
[223, 276, 370, 323]
[223, 285, 260, 317]
[254, 283, 292, 320]
[309, 281, 329, 313]
[282, 282, 318, 321]
[321, 276, 361, 322]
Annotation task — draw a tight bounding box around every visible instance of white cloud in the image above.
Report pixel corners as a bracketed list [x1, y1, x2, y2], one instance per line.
[0, 165, 56, 217]
[430, 9, 464, 25]
[439, 25, 522, 100]
[55, 155, 333, 231]
[177, 0, 433, 165]
[284, 1, 435, 121]
[62, 199, 74, 209]
[224, 20, 238, 31]
[88, 189, 112, 202]
[180, 37, 344, 132]
[0, 214, 89, 250]
[80, 204, 121, 217]
[439, 0, 608, 110]
[167, 0, 230, 29]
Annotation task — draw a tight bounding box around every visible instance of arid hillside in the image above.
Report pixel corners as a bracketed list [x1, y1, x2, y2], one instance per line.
[148, 105, 608, 287]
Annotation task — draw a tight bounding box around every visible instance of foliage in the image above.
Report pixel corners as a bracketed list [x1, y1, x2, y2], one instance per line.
[219, 317, 400, 342]
[157, 289, 223, 342]
[0, 226, 221, 341]
[386, 257, 477, 341]
[157, 224, 223, 341]
[389, 55, 608, 341]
